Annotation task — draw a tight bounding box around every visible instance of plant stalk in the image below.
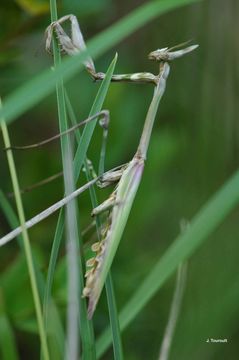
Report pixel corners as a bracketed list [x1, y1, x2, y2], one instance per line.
[0, 98, 50, 360]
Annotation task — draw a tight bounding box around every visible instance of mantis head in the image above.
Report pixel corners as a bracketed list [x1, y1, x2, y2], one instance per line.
[148, 43, 199, 62]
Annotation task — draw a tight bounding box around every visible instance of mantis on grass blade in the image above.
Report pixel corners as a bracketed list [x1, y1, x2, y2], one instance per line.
[45, 14, 198, 318]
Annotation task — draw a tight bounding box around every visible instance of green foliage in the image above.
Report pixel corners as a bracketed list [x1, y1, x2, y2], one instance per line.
[0, 313, 19, 360]
[15, 0, 49, 15]
[96, 168, 239, 356]
[0, 0, 201, 125]
[1, 0, 239, 359]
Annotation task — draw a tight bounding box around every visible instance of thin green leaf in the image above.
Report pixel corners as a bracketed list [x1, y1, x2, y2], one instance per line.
[66, 93, 124, 359]
[96, 168, 239, 357]
[0, 190, 23, 249]
[0, 190, 64, 358]
[0, 101, 49, 360]
[159, 263, 187, 360]
[104, 274, 124, 360]
[49, 1, 81, 358]
[73, 53, 118, 181]
[86, 158, 144, 318]
[43, 215, 64, 325]
[43, 54, 117, 360]
[0, 0, 201, 125]
[0, 313, 19, 360]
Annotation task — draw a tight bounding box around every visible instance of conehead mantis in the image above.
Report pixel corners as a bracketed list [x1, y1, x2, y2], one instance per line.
[45, 14, 198, 318]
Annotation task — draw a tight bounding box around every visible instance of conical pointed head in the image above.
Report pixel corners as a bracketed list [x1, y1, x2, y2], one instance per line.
[148, 44, 199, 62]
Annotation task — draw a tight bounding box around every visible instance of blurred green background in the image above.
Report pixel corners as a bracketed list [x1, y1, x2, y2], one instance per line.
[0, 0, 239, 359]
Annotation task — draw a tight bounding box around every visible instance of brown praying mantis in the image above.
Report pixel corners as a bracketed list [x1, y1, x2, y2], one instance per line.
[46, 15, 198, 318]
[0, 14, 198, 319]
[46, 14, 198, 318]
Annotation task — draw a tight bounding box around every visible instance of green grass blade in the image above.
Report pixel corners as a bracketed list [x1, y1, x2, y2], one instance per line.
[66, 66, 124, 359]
[0, 190, 23, 249]
[104, 274, 124, 360]
[83, 169, 124, 360]
[0, 313, 19, 360]
[0, 101, 49, 360]
[0, 189, 43, 297]
[96, 168, 239, 357]
[43, 215, 64, 324]
[87, 159, 144, 317]
[73, 53, 118, 181]
[159, 263, 187, 360]
[0, 190, 65, 358]
[82, 177, 124, 359]
[48, 53, 117, 284]
[0, 0, 201, 125]
[42, 55, 117, 360]
[49, 1, 81, 357]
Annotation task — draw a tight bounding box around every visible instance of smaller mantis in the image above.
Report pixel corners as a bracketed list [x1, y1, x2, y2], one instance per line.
[46, 14, 198, 318]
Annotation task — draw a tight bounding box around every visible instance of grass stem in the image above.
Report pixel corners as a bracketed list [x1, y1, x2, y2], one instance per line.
[0, 98, 49, 360]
